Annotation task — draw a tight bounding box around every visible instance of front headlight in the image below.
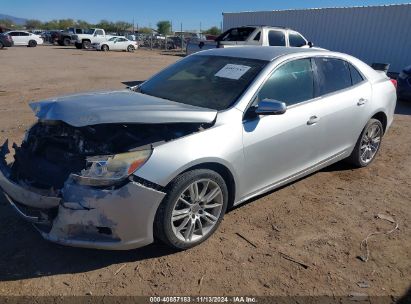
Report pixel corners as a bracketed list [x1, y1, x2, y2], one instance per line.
[71, 149, 152, 187]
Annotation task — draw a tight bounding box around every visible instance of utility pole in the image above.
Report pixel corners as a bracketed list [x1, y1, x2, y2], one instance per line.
[180, 22, 183, 53]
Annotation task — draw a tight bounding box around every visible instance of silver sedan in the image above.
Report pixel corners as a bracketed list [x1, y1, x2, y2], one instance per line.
[0, 47, 396, 250]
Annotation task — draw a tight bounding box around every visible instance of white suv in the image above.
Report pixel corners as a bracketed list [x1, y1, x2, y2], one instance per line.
[6, 31, 43, 47]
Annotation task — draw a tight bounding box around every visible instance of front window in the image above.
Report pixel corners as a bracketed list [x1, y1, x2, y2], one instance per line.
[289, 33, 307, 47]
[108, 37, 117, 41]
[139, 55, 267, 111]
[257, 58, 314, 106]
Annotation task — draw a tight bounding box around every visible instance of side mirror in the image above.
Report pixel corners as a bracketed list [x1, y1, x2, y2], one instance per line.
[308, 41, 314, 48]
[255, 99, 287, 116]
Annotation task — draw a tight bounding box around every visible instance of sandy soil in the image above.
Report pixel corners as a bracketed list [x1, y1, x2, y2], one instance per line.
[0, 45, 410, 299]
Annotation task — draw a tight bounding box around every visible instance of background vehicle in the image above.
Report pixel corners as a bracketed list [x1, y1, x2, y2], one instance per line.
[5, 31, 43, 47]
[0, 33, 13, 49]
[92, 36, 138, 52]
[0, 47, 396, 251]
[55, 28, 86, 46]
[73, 28, 113, 49]
[186, 25, 314, 55]
[398, 65, 411, 101]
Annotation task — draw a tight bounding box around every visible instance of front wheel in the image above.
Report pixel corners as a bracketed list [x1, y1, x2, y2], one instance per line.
[74, 42, 82, 49]
[63, 37, 71, 46]
[82, 40, 91, 49]
[154, 169, 228, 250]
[28, 40, 37, 47]
[127, 45, 135, 52]
[347, 118, 383, 167]
[101, 44, 109, 52]
[0, 41, 4, 49]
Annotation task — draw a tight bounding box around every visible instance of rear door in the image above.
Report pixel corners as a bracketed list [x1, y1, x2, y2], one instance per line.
[312, 57, 372, 159]
[19, 32, 30, 45]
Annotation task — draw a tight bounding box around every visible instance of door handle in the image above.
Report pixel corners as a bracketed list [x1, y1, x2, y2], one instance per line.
[307, 115, 319, 125]
[357, 98, 367, 106]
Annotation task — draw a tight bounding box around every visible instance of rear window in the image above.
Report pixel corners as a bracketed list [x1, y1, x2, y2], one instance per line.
[139, 55, 267, 111]
[314, 58, 352, 96]
[349, 64, 364, 85]
[216, 27, 255, 42]
[268, 31, 286, 46]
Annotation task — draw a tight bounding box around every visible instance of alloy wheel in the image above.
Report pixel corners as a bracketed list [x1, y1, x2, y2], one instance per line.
[360, 123, 382, 164]
[170, 179, 223, 243]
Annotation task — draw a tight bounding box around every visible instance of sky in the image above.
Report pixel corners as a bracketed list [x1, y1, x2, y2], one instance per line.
[0, 0, 409, 30]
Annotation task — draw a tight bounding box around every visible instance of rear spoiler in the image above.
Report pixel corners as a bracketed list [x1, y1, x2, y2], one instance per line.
[371, 63, 390, 74]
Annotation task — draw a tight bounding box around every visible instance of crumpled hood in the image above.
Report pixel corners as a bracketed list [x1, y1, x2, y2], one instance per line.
[30, 90, 217, 127]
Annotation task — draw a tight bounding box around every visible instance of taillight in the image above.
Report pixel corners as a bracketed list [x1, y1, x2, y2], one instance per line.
[390, 79, 397, 89]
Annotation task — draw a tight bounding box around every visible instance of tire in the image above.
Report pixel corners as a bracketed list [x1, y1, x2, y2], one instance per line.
[28, 40, 37, 47]
[75, 42, 82, 49]
[127, 45, 135, 52]
[154, 169, 228, 250]
[57, 40, 64, 46]
[0, 41, 4, 49]
[101, 44, 109, 52]
[82, 40, 91, 49]
[346, 118, 383, 167]
[63, 37, 71, 46]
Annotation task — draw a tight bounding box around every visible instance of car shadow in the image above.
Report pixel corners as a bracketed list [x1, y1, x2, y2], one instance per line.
[395, 99, 411, 115]
[0, 192, 177, 282]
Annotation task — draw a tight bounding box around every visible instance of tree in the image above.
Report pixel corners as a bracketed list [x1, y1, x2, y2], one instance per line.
[114, 21, 132, 32]
[25, 19, 43, 29]
[157, 20, 171, 35]
[138, 27, 153, 34]
[58, 19, 75, 29]
[204, 26, 221, 36]
[76, 19, 92, 29]
[43, 20, 59, 30]
[0, 19, 14, 28]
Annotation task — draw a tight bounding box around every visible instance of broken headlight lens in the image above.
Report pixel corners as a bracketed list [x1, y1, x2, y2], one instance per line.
[71, 149, 152, 187]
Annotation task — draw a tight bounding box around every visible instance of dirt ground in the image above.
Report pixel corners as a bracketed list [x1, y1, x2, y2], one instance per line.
[0, 45, 410, 299]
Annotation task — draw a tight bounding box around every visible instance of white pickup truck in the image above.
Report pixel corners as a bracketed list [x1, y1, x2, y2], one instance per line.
[186, 26, 315, 55]
[73, 28, 113, 49]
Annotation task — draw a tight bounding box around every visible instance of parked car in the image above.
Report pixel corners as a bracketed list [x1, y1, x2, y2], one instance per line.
[0, 33, 13, 48]
[186, 25, 315, 55]
[5, 31, 43, 47]
[92, 36, 138, 52]
[397, 65, 411, 101]
[0, 47, 396, 250]
[73, 28, 113, 49]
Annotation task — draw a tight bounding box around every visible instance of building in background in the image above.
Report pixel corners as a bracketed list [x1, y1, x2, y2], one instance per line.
[223, 3, 411, 72]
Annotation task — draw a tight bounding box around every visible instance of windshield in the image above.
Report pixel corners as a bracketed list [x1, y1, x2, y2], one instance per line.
[139, 55, 267, 111]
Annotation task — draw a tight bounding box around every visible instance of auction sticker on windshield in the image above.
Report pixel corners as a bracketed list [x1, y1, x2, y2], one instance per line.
[215, 64, 251, 80]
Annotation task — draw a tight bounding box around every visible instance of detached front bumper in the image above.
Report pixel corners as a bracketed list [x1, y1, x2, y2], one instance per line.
[0, 142, 166, 250]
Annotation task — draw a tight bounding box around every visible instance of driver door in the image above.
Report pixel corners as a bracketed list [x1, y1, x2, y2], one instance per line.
[241, 58, 324, 197]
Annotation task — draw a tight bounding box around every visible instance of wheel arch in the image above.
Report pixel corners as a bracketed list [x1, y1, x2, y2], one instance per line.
[167, 162, 236, 209]
[371, 111, 388, 133]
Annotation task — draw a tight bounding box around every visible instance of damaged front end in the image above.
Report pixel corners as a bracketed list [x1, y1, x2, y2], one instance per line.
[0, 120, 210, 250]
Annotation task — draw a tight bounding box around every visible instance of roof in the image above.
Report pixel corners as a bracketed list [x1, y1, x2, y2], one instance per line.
[223, 3, 411, 15]
[196, 46, 322, 61]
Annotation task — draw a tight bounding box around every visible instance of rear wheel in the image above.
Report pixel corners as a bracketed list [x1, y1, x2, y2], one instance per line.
[63, 37, 71, 46]
[0, 41, 4, 49]
[347, 118, 383, 167]
[154, 169, 228, 250]
[74, 42, 82, 49]
[28, 40, 37, 47]
[127, 45, 135, 52]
